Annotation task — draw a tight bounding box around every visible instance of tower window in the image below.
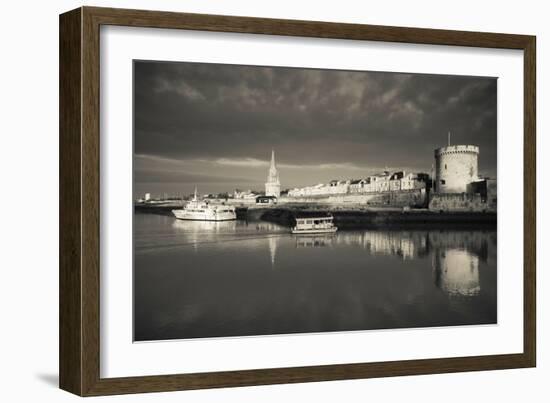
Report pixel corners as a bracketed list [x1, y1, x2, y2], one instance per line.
[440, 180, 446, 185]
[445, 164, 447, 170]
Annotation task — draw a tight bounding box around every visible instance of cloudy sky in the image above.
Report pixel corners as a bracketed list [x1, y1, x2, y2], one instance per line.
[134, 60, 497, 198]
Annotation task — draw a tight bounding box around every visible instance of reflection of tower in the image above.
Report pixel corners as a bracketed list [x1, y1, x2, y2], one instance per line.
[268, 236, 278, 266]
[433, 249, 480, 296]
[434, 144, 479, 193]
[265, 150, 281, 197]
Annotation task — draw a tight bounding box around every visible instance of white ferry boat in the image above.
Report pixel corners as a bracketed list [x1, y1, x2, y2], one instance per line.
[291, 212, 338, 234]
[172, 189, 236, 221]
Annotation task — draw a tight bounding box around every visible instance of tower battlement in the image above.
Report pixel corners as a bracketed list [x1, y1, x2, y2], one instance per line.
[434, 145, 479, 157]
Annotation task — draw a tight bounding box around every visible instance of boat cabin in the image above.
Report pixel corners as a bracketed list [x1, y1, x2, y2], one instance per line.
[295, 216, 333, 228]
[291, 212, 337, 234]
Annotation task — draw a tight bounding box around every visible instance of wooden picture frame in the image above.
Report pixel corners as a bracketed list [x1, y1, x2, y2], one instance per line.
[59, 6, 536, 396]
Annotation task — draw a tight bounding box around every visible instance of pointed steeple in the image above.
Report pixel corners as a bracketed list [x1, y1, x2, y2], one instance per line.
[270, 149, 276, 169]
[268, 150, 279, 180]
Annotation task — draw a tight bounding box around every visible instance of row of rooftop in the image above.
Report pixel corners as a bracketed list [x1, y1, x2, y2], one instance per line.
[286, 171, 431, 197]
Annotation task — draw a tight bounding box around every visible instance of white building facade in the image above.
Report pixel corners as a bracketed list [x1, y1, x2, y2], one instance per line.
[287, 171, 427, 198]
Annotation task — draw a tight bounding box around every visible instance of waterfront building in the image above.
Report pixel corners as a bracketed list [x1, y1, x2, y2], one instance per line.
[258, 142, 493, 213]
[434, 144, 479, 193]
[233, 189, 258, 200]
[429, 140, 496, 212]
[368, 171, 391, 192]
[349, 179, 369, 192]
[468, 178, 497, 208]
[265, 150, 281, 197]
[287, 170, 428, 198]
[328, 179, 350, 194]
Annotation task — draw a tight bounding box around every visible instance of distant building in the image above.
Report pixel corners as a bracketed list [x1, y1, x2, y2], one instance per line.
[349, 179, 368, 193]
[233, 189, 258, 200]
[256, 195, 277, 205]
[265, 150, 281, 197]
[287, 170, 428, 198]
[468, 178, 497, 207]
[144, 193, 151, 201]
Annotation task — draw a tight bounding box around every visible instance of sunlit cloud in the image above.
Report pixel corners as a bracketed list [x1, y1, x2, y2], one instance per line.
[197, 157, 368, 171]
[207, 158, 269, 167]
[137, 153, 406, 174]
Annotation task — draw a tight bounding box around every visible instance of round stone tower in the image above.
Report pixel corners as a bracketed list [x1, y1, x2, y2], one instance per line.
[434, 145, 479, 193]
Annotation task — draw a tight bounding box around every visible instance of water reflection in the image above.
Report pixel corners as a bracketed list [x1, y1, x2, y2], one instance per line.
[134, 214, 496, 341]
[287, 229, 490, 297]
[165, 221, 494, 292]
[254, 222, 283, 232]
[295, 235, 334, 248]
[433, 249, 480, 297]
[169, 220, 239, 252]
[287, 229, 492, 261]
[268, 236, 278, 266]
[137, 219, 288, 254]
[289, 230, 429, 259]
[335, 231, 425, 259]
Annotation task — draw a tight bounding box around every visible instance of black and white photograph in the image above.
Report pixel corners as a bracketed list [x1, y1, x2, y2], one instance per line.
[4, 0, 545, 399]
[1, 0, 544, 399]
[133, 60, 497, 342]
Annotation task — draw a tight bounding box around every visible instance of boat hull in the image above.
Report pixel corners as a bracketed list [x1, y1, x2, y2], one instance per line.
[291, 227, 338, 234]
[172, 209, 236, 221]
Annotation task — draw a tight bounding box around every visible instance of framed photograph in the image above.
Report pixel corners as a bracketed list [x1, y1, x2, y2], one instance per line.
[59, 6, 536, 396]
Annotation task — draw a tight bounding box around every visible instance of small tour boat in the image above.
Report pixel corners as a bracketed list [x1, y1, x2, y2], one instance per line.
[172, 188, 236, 221]
[291, 212, 338, 234]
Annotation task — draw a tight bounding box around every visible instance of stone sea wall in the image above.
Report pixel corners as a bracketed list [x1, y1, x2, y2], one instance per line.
[428, 193, 496, 213]
[280, 188, 427, 208]
[259, 208, 496, 228]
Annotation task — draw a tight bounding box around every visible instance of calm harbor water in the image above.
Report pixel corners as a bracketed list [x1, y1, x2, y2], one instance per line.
[134, 213, 497, 341]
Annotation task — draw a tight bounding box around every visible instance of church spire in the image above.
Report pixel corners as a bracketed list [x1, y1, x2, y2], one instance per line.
[265, 149, 281, 198]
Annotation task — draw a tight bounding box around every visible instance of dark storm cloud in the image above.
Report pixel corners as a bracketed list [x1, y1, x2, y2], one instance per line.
[134, 60, 496, 195]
